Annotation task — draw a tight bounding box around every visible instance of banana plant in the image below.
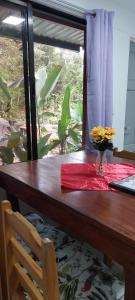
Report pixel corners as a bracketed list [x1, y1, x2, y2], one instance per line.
[51, 86, 82, 154]
[36, 65, 62, 137]
[58, 86, 71, 153]
[0, 66, 63, 163]
[0, 67, 82, 162]
[4, 65, 63, 137]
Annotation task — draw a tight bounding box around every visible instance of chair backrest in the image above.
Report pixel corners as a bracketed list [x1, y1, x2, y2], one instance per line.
[113, 149, 135, 160]
[0, 200, 60, 300]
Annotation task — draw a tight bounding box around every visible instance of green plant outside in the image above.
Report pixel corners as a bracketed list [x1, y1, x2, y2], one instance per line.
[0, 40, 83, 164]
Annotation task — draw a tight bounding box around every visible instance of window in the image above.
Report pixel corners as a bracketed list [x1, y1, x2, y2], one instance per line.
[0, 1, 86, 163]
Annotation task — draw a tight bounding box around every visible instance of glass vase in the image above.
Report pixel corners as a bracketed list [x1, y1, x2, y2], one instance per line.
[96, 150, 107, 176]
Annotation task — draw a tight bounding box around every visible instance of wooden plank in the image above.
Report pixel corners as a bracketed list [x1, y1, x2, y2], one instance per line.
[114, 149, 135, 160]
[42, 240, 60, 300]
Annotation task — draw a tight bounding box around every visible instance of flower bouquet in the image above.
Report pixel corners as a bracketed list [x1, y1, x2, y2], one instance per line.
[90, 126, 116, 175]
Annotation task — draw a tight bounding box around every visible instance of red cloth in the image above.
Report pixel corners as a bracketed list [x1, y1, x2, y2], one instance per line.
[61, 163, 135, 191]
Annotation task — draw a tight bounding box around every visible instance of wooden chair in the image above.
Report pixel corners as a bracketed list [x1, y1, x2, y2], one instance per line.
[113, 148, 135, 160]
[0, 200, 60, 300]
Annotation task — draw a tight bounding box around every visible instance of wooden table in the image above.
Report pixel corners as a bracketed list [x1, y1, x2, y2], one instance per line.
[0, 151, 135, 300]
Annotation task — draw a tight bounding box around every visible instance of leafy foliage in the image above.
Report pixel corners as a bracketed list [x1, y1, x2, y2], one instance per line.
[0, 146, 14, 164]
[38, 134, 52, 158]
[0, 131, 27, 165]
[0, 39, 83, 163]
[39, 65, 62, 104]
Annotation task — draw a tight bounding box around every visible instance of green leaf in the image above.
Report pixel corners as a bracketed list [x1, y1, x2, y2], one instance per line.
[41, 127, 47, 133]
[0, 76, 11, 100]
[58, 120, 62, 140]
[58, 86, 71, 140]
[50, 139, 60, 149]
[0, 146, 14, 164]
[38, 133, 51, 149]
[61, 86, 71, 127]
[14, 147, 27, 162]
[40, 65, 62, 105]
[7, 132, 21, 149]
[68, 129, 80, 144]
[37, 133, 52, 158]
[38, 144, 52, 158]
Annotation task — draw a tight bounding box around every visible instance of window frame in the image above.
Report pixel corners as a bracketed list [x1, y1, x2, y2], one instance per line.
[2, 0, 87, 157]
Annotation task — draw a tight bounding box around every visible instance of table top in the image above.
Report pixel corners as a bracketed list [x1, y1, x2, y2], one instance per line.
[0, 151, 135, 253]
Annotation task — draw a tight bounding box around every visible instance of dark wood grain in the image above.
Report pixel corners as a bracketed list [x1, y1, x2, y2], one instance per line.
[0, 151, 135, 300]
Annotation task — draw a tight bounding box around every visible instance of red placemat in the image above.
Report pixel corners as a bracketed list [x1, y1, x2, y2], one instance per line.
[61, 163, 135, 191]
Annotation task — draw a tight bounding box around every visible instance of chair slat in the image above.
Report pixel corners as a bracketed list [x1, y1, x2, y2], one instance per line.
[14, 263, 44, 300]
[10, 237, 44, 290]
[42, 240, 60, 300]
[5, 209, 43, 261]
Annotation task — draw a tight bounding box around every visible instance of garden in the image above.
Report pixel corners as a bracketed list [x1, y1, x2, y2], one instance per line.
[0, 37, 84, 164]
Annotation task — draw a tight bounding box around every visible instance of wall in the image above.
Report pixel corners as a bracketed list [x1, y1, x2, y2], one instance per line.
[41, 0, 135, 149]
[124, 41, 135, 150]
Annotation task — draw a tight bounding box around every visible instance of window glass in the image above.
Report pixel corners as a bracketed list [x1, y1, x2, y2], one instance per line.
[0, 4, 28, 164]
[33, 15, 84, 158]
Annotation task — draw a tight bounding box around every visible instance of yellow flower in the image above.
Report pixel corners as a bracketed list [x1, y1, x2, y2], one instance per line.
[90, 126, 115, 151]
[90, 127, 105, 138]
[105, 127, 116, 135]
[104, 134, 113, 140]
[90, 126, 116, 145]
